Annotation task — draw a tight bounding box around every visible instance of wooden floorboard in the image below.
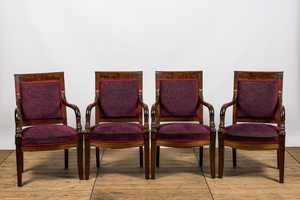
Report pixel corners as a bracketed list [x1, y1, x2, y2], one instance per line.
[286, 147, 300, 164]
[197, 147, 300, 200]
[92, 148, 212, 200]
[0, 147, 300, 199]
[0, 149, 102, 200]
[0, 150, 13, 164]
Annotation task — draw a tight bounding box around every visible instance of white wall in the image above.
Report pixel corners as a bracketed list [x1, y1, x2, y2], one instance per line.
[0, 0, 299, 149]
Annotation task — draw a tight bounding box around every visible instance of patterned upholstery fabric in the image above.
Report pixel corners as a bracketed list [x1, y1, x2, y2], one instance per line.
[237, 80, 278, 119]
[224, 123, 280, 143]
[22, 124, 77, 146]
[160, 79, 199, 118]
[90, 122, 144, 142]
[99, 80, 139, 118]
[19, 81, 62, 122]
[156, 123, 210, 141]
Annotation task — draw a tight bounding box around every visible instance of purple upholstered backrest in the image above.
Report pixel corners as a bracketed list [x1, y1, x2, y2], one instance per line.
[19, 81, 63, 122]
[237, 79, 279, 119]
[159, 79, 199, 118]
[99, 80, 139, 118]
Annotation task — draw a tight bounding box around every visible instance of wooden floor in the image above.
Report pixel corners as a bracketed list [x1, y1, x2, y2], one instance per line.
[1, 147, 300, 199]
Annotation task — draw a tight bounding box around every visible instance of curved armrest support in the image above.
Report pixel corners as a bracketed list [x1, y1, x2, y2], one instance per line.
[220, 94, 237, 118]
[15, 97, 21, 123]
[278, 95, 285, 135]
[15, 98, 22, 144]
[62, 95, 81, 119]
[62, 94, 82, 131]
[139, 94, 149, 131]
[15, 109, 22, 136]
[219, 94, 237, 131]
[199, 93, 215, 132]
[15, 107, 21, 125]
[278, 95, 285, 121]
[85, 94, 99, 132]
[151, 95, 160, 132]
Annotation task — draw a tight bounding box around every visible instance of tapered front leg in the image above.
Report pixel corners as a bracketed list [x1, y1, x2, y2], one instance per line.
[210, 138, 216, 178]
[85, 137, 91, 180]
[139, 146, 143, 167]
[16, 146, 22, 187]
[277, 149, 280, 169]
[144, 132, 150, 179]
[232, 148, 236, 167]
[151, 137, 156, 179]
[279, 137, 285, 183]
[65, 149, 69, 169]
[96, 147, 100, 168]
[156, 146, 160, 167]
[199, 146, 203, 167]
[218, 132, 224, 178]
[77, 137, 84, 180]
[21, 151, 24, 173]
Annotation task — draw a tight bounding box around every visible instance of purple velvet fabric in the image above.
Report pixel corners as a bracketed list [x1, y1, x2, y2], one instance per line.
[237, 80, 278, 119]
[156, 123, 210, 141]
[20, 81, 62, 122]
[21, 124, 77, 146]
[160, 79, 199, 118]
[90, 122, 144, 142]
[99, 80, 139, 118]
[224, 123, 280, 143]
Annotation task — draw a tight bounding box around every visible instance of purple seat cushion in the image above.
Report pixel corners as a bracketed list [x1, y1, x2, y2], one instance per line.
[21, 125, 77, 146]
[20, 81, 63, 122]
[160, 79, 199, 118]
[237, 80, 278, 119]
[156, 123, 210, 141]
[99, 80, 139, 118]
[90, 122, 144, 142]
[224, 123, 280, 143]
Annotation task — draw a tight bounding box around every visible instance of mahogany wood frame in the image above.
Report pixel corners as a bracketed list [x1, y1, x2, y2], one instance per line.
[151, 71, 216, 179]
[14, 72, 84, 187]
[218, 71, 285, 183]
[84, 71, 149, 180]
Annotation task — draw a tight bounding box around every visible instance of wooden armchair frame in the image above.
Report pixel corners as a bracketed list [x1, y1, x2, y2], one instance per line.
[14, 72, 83, 187]
[218, 71, 285, 183]
[85, 71, 149, 180]
[151, 71, 216, 179]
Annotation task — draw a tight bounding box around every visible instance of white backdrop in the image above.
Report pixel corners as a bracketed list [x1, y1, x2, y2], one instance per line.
[0, 0, 299, 149]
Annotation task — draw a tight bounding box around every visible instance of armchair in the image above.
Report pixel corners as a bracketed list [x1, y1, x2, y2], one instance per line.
[151, 71, 216, 179]
[218, 71, 285, 183]
[84, 71, 149, 179]
[14, 72, 83, 187]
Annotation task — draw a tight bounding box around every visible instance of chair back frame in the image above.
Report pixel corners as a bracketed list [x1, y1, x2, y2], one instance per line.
[14, 72, 67, 128]
[154, 71, 204, 125]
[232, 71, 283, 126]
[94, 71, 143, 124]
